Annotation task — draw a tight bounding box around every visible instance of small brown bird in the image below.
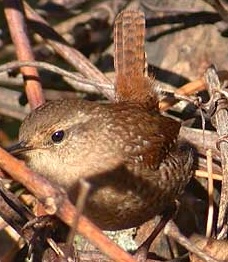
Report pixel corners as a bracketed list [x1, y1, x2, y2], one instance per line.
[10, 10, 193, 230]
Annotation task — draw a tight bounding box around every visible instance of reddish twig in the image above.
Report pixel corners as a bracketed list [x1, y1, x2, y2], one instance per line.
[159, 70, 228, 112]
[159, 78, 206, 111]
[0, 147, 135, 262]
[3, 0, 44, 109]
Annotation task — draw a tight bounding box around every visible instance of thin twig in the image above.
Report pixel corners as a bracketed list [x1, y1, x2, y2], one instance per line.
[180, 126, 219, 156]
[0, 182, 35, 242]
[159, 78, 206, 111]
[195, 170, 222, 181]
[67, 179, 90, 245]
[3, 0, 44, 109]
[0, 61, 114, 98]
[142, 0, 208, 14]
[203, 0, 228, 24]
[159, 70, 228, 112]
[164, 220, 221, 262]
[206, 149, 214, 237]
[23, 1, 114, 101]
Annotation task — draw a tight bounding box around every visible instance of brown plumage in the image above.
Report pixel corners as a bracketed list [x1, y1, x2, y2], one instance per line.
[114, 10, 157, 109]
[10, 10, 193, 230]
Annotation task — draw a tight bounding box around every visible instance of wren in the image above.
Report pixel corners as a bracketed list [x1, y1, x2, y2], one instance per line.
[10, 10, 193, 230]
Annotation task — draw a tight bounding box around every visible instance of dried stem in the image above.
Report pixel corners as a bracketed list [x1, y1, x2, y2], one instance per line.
[203, 0, 228, 24]
[0, 60, 114, 97]
[195, 170, 222, 181]
[159, 78, 205, 111]
[204, 66, 228, 238]
[164, 220, 221, 262]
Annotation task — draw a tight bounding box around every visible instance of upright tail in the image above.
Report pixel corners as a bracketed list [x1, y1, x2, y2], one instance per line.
[114, 10, 158, 110]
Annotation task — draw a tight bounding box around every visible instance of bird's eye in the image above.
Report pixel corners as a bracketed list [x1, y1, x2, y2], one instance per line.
[51, 130, 65, 143]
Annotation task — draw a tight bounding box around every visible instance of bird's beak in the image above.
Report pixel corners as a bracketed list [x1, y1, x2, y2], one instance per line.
[7, 141, 32, 156]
